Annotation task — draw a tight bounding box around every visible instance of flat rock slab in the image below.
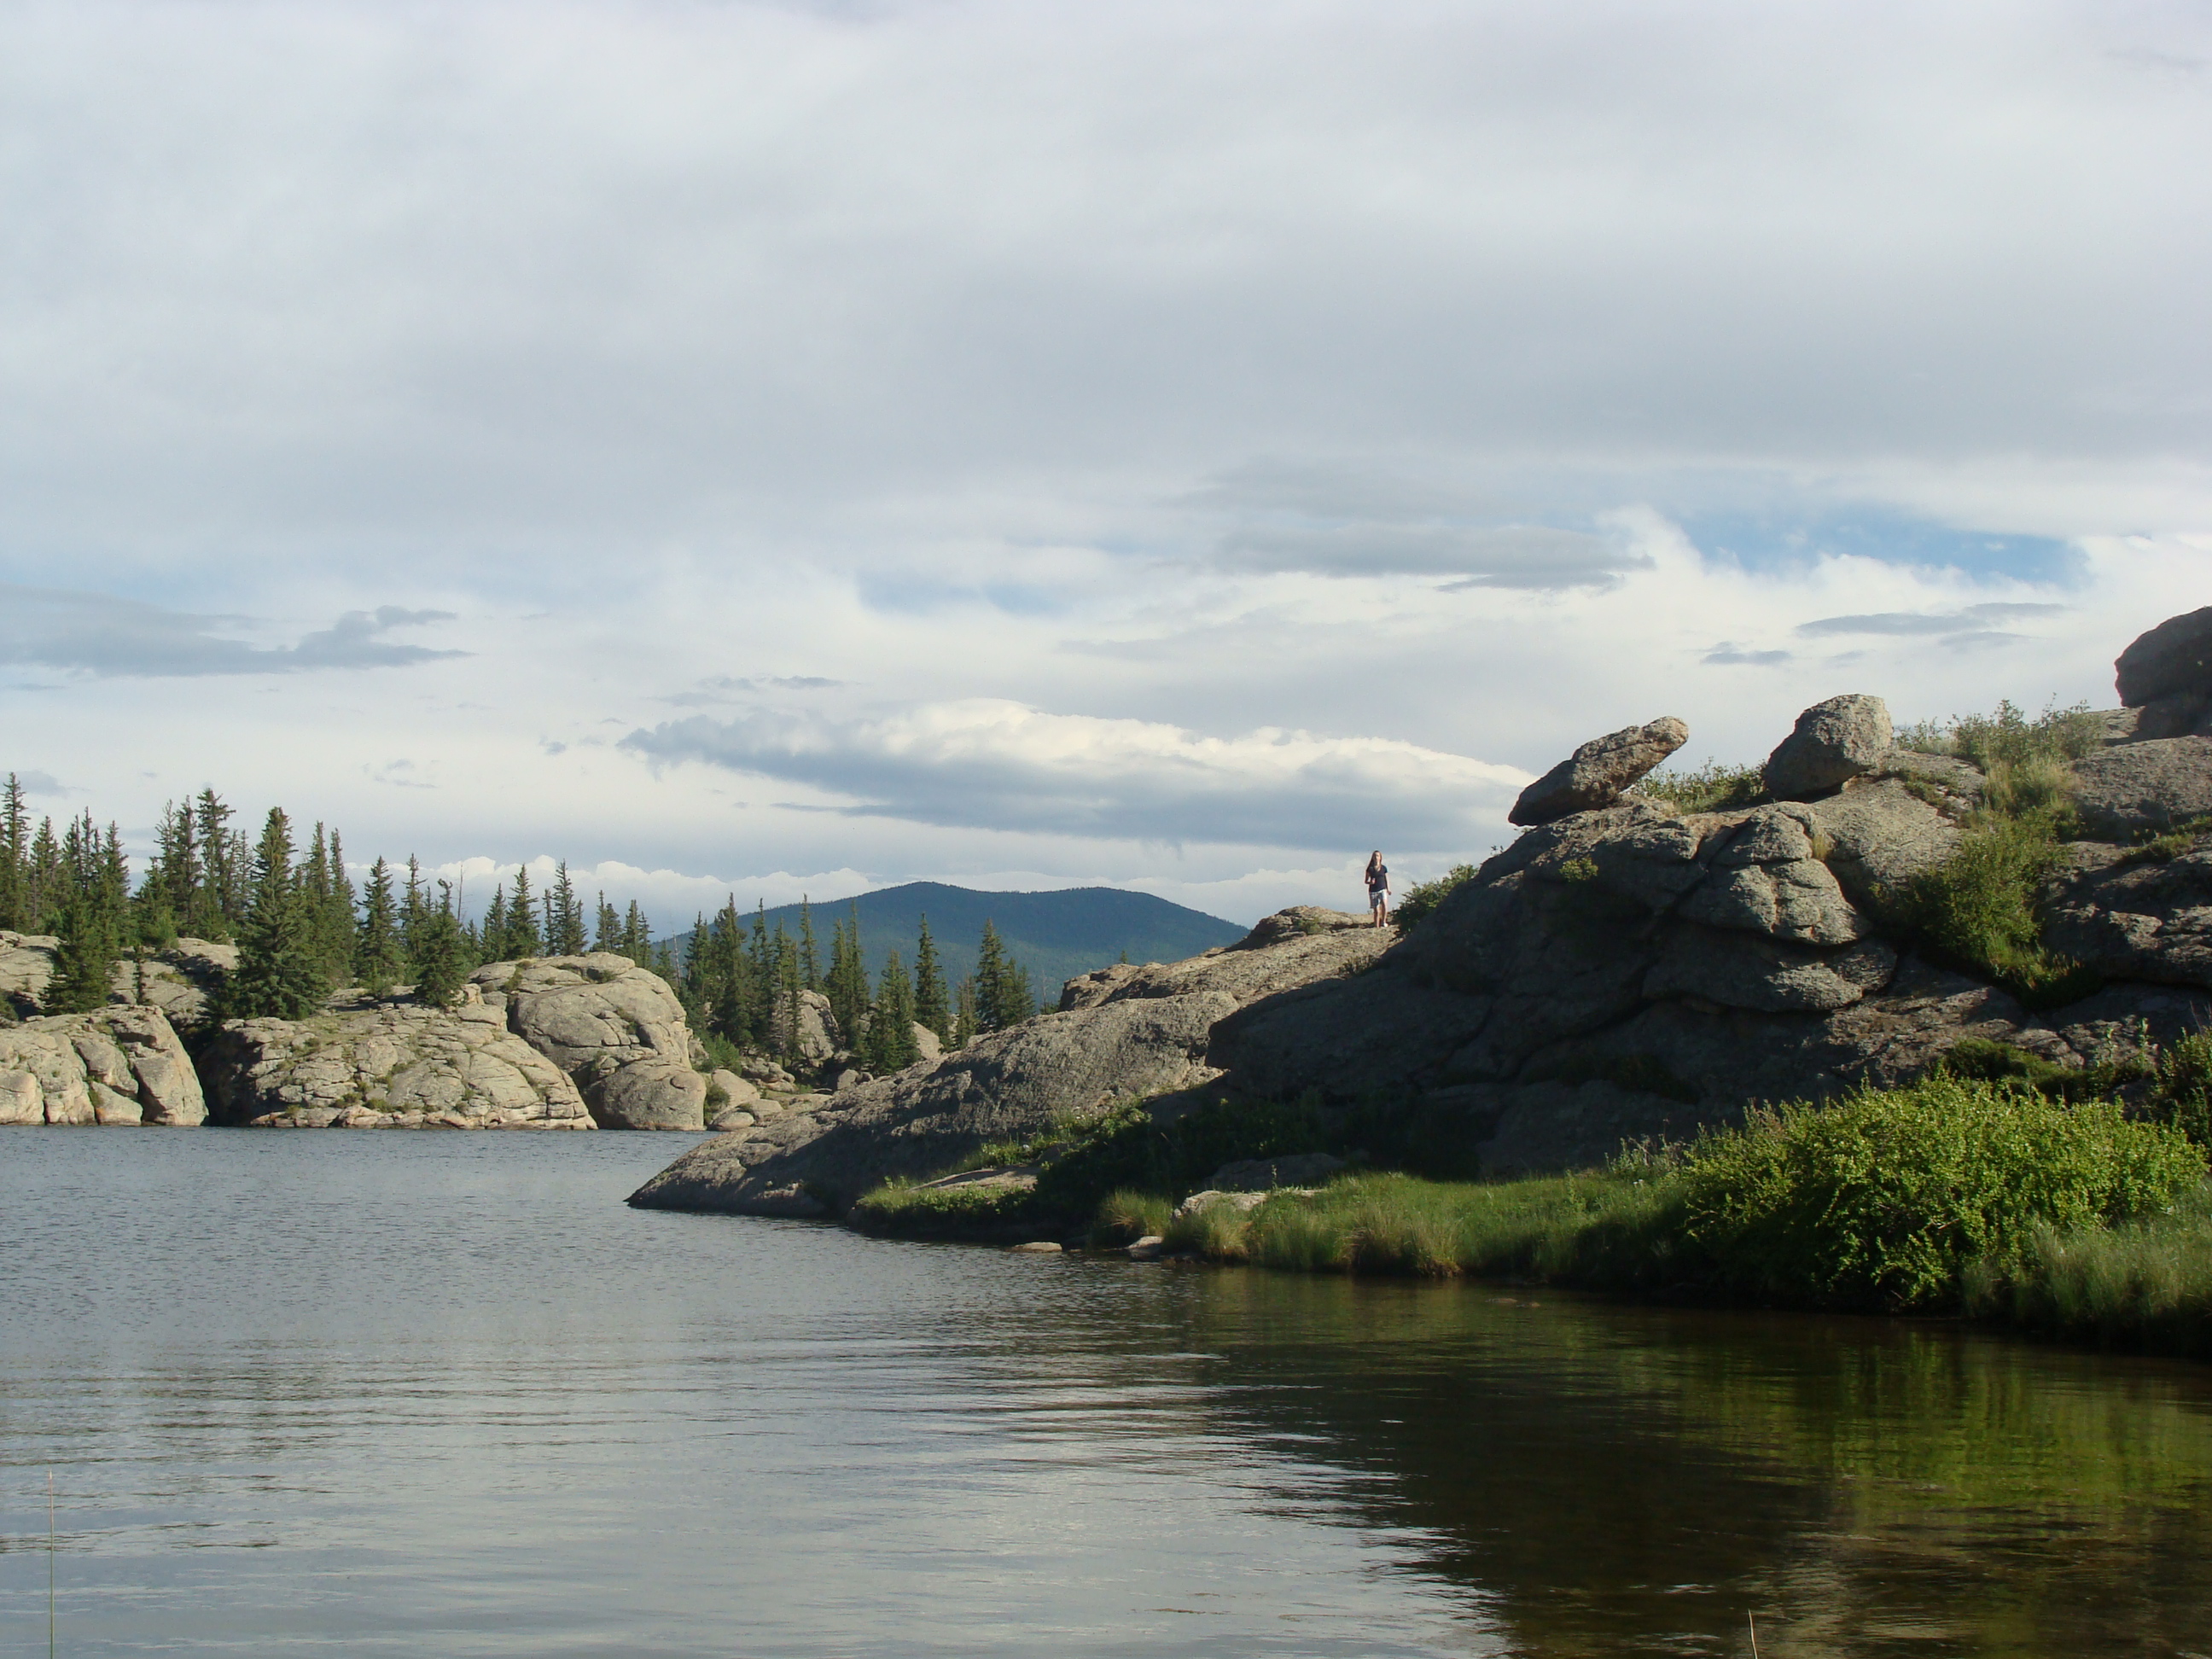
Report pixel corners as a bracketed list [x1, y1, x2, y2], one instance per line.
[2069, 738, 2212, 841]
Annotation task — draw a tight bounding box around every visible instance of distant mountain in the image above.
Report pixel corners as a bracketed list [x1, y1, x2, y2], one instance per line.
[671, 882, 1245, 1003]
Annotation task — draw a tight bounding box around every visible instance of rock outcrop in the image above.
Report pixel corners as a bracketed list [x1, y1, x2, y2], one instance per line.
[0, 1005, 205, 1126]
[200, 991, 595, 1128]
[470, 955, 707, 1129]
[0, 933, 235, 1030]
[1762, 694, 1892, 800]
[2115, 608, 2212, 739]
[2069, 738, 2212, 840]
[1509, 718, 1688, 827]
[629, 909, 1390, 1215]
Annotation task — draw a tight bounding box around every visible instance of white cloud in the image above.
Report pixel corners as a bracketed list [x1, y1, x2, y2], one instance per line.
[623, 699, 1531, 853]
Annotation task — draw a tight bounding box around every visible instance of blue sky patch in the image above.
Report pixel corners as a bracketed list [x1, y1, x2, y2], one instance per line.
[1680, 509, 2083, 584]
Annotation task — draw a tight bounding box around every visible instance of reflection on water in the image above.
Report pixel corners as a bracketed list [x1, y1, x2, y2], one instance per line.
[3, 1132, 2210, 1656]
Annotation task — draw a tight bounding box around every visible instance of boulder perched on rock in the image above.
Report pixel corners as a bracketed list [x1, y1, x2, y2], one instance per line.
[1509, 718, 1688, 827]
[0, 1005, 205, 1125]
[2117, 608, 2212, 707]
[629, 909, 1390, 1214]
[200, 993, 594, 1127]
[1762, 695, 1893, 800]
[470, 955, 707, 1129]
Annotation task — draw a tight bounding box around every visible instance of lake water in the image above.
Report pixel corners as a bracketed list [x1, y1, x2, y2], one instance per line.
[5, 1131, 2212, 1657]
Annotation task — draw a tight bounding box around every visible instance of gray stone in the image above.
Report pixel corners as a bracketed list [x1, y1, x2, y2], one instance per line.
[201, 996, 594, 1127]
[1007, 1241, 1062, 1254]
[707, 1069, 760, 1109]
[2069, 738, 2212, 841]
[2130, 694, 2212, 742]
[471, 955, 705, 1130]
[631, 905, 1385, 1217]
[1126, 1236, 1166, 1260]
[1801, 777, 1964, 907]
[0, 1005, 204, 1126]
[2040, 836, 2212, 991]
[2116, 607, 2212, 707]
[1204, 1152, 1344, 1190]
[1644, 929, 1897, 1012]
[707, 1107, 756, 1131]
[1173, 1189, 1277, 1219]
[1509, 718, 1689, 827]
[1763, 695, 1894, 800]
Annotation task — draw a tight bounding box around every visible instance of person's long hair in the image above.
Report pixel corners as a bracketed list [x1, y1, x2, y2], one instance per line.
[1365, 850, 1383, 881]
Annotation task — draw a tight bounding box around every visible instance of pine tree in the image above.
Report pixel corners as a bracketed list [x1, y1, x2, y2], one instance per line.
[410, 882, 468, 1008]
[952, 976, 977, 1048]
[866, 950, 918, 1072]
[507, 865, 541, 958]
[772, 923, 801, 1062]
[190, 789, 237, 938]
[25, 816, 59, 933]
[482, 884, 509, 962]
[400, 857, 427, 958]
[912, 915, 948, 1042]
[705, 898, 752, 1049]
[0, 773, 26, 930]
[546, 860, 585, 956]
[357, 857, 404, 996]
[594, 892, 620, 953]
[226, 807, 327, 1019]
[622, 900, 651, 968]
[974, 921, 1034, 1031]
[798, 898, 821, 992]
[48, 813, 125, 1013]
[324, 830, 358, 984]
[824, 909, 872, 1051]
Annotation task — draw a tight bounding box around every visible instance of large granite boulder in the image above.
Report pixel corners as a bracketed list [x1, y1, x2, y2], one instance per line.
[2116, 609, 2212, 740]
[1762, 694, 1893, 800]
[200, 992, 594, 1128]
[2068, 738, 2212, 841]
[471, 955, 707, 1130]
[0, 1005, 205, 1126]
[1509, 718, 1688, 827]
[2117, 608, 2212, 707]
[2040, 835, 2212, 991]
[629, 909, 1392, 1215]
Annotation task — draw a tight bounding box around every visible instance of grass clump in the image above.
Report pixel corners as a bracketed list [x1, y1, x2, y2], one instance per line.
[1033, 1091, 1330, 1221]
[1392, 864, 1477, 932]
[1965, 1185, 2212, 1357]
[2123, 816, 2212, 865]
[1161, 1076, 2205, 1324]
[847, 1177, 1042, 1238]
[1635, 759, 1767, 814]
[1091, 1188, 1172, 1245]
[1677, 1077, 2200, 1310]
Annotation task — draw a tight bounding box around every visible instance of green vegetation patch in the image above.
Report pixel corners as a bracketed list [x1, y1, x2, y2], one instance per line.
[1897, 697, 2105, 770]
[1678, 1077, 2200, 1310]
[847, 1178, 1043, 1239]
[1635, 760, 1767, 815]
[1392, 864, 1477, 932]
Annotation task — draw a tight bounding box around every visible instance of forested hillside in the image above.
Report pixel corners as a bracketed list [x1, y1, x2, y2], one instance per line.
[675, 882, 1243, 1004]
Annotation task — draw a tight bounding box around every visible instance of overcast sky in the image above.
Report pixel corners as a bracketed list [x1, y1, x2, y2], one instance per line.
[2, 0, 2206, 927]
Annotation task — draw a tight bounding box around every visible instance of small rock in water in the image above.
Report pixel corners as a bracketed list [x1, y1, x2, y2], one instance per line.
[1008, 1240, 1062, 1254]
[1126, 1235, 1166, 1260]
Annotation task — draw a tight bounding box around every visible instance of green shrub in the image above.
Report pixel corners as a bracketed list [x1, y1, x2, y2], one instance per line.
[2123, 817, 2212, 865]
[1677, 1077, 2202, 1310]
[1900, 697, 2104, 769]
[695, 1030, 746, 1074]
[1635, 760, 1767, 814]
[2161, 1031, 2212, 1147]
[1393, 864, 1477, 931]
[1897, 810, 2097, 1006]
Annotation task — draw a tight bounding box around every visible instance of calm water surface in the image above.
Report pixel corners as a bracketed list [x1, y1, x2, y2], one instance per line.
[4, 1131, 2212, 1656]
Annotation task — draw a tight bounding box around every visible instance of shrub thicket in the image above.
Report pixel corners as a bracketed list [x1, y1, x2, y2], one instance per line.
[1391, 864, 1477, 932]
[1676, 1078, 2201, 1309]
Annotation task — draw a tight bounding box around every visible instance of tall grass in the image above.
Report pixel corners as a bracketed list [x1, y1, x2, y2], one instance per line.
[1154, 1078, 2205, 1321]
[1634, 760, 1767, 814]
[1965, 1186, 2212, 1358]
[1897, 697, 2105, 769]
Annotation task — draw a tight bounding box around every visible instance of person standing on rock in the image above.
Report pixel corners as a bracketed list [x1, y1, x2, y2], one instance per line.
[1365, 852, 1391, 927]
